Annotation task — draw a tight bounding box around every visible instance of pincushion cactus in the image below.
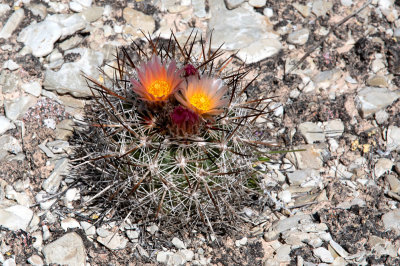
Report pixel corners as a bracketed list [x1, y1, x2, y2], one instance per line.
[73, 32, 277, 229]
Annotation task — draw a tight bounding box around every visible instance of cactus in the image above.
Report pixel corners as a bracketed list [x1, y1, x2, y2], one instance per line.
[72, 31, 277, 229]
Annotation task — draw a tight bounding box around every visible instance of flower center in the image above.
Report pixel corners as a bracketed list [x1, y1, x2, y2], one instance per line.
[148, 80, 171, 98]
[189, 92, 211, 111]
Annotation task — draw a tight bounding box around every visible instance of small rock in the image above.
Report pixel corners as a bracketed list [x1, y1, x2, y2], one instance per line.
[3, 258, 16, 266]
[172, 237, 186, 249]
[47, 140, 70, 154]
[287, 28, 309, 45]
[275, 244, 291, 262]
[123, 8, 155, 38]
[286, 144, 326, 170]
[27, 254, 44, 266]
[21, 81, 42, 97]
[249, 0, 267, 7]
[43, 48, 104, 97]
[3, 60, 19, 71]
[170, 252, 186, 265]
[312, 0, 333, 17]
[293, 3, 310, 17]
[313, 247, 334, 263]
[0, 205, 33, 231]
[31, 231, 43, 250]
[263, 7, 273, 17]
[329, 239, 349, 258]
[80, 221, 96, 235]
[313, 68, 342, 90]
[235, 237, 248, 247]
[0, 4, 11, 17]
[356, 87, 400, 118]
[0, 9, 25, 39]
[43, 232, 85, 265]
[0, 135, 22, 155]
[323, 119, 344, 138]
[4, 95, 37, 121]
[278, 190, 291, 203]
[298, 122, 325, 144]
[0, 116, 15, 135]
[273, 214, 312, 233]
[55, 119, 75, 140]
[375, 109, 389, 125]
[382, 209, 400, 233]
[69, 1, 83, 12]
[179, 249, 194, 261]
[126, 230, 139, 240]
[157, 251, 174, 264]
[42, 158, 69, 194]
[264, 229, 279, 242]
[236, 38, 282, 63]
[28, 4, 47, 19]
[147, 224, 159, 235]
[61, 217, 81, 231]
[367, 75, 388, 87]
[193, 0, 207, 17]
[375, 158, 393, 178]
[386, 175, 400, 193]
[225, 0, 245, 9]
[81, 6, 104, 23]
[387, 126, 400, 151]
[97, 232, 128, 250]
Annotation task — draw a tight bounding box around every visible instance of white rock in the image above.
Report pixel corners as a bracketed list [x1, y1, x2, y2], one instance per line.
[375, 109, 389, 125]
[42, 158, 69, 194]
[4, 95, 37, 121]
[43, 48, 104, 97]
[249, 0, 266, 7]
[147, 224, 159, 234]
[21, 81, 42, 97]
[69, 2, 83, 12]
[382, 209, 400, 233]
[61, 217, 81, 231]
[97, 232, 128, 250]
[31, 231, 43, 250]
[0, 116, 15, 135]
[329, 239, 349, 258]
[235, 237, 248, 247]
[3, 258, 16, 266]
[3, 60, 19, 71]
[237, 38, 282, 64]
[0, 4, 11, 16]
[80, 221, 96, 235]
[17, 20, 62, 57]
[341, 0, 353, 6]
[263, 7, 274, 17]
[0, 205, 33, 231]
[43, 118, 56, 129]
[123, 7, 155, 38]
[312, 0, 333, 17]
[375, 158, 393, 178]
[193, 0, 207, 18]
[313, 247, 334, 263]
[0, 9, 25, 39]
[209, 1, 281, 63]
[0, 135, 22, 154]
[27, 254, 44, 266]
[287, 28, 309, 45]
[356, 87, 400, 118]
[172, 237, 186, 249]
[179, 249, 194, 261]
[278, 190, 292, 203]
[225, 0, 245, 9]
[387, 126, 400, 151]
[43, 232, 86, 265]
[157, 251, 174, 264]
[323, 119, 344, 138]
[298, 122, 325, 144]
[75, 0, 92, 7]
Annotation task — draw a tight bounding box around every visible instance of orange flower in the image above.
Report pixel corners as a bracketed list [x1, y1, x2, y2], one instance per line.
[175, 76, 228, 116]
[130, 55, 183, 102]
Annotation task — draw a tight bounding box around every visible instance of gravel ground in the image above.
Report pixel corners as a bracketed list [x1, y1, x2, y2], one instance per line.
[1, 0, 400, 265]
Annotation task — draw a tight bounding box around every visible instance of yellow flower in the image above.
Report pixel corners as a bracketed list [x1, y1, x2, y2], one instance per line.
[175, 76, 228, 116]
[130, 55, 183, 102]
